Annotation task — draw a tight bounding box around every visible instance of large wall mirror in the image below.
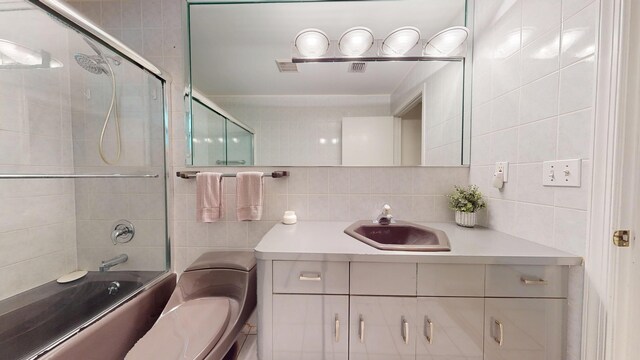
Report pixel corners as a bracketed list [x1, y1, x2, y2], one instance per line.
[186, 0, 472, 167]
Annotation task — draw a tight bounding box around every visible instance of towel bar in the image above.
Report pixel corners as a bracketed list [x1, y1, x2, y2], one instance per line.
[176, 171, 289, 179]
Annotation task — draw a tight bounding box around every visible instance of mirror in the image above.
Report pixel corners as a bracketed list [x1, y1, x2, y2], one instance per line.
[186, 0, 472, 167]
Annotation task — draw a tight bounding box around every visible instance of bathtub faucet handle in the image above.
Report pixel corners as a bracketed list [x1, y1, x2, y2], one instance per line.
[111, 220, 135, 245]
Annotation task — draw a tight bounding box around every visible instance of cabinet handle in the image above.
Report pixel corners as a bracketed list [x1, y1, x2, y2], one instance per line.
[493, 319, 504, 346]
[521, 276, 548, 285]
[424, 316, 433, 344]
[334, 314, 340, 342]
[359, 315, 365, 343]
[401, 316, 409, 345]
[299, 272, 322, 281]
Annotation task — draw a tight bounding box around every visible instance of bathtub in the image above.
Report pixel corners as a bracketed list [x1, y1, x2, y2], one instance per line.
[0, 271, 173, 360]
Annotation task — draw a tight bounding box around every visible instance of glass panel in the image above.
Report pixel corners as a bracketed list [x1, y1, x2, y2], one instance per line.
[225, 120, 254, 166]
[192, 99, 227, 165]
[0, 0, 168, 358]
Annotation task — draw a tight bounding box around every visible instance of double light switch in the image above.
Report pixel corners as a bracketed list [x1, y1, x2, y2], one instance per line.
[542, 159, 581, 187]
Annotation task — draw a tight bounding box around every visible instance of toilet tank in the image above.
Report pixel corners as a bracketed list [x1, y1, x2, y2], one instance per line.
[169, 251, 257, 307]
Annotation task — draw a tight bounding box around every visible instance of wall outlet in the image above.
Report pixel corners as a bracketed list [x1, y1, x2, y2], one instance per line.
[542, 159, 582, 187]
[495, 162, 509, 182]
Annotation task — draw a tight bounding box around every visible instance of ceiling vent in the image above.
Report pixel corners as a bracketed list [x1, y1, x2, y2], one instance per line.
[348, 62, 367, 73]
[275, 60, 298, 73]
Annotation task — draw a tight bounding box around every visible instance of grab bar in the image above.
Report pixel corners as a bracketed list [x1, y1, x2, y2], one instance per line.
[0, 174, 159, 179]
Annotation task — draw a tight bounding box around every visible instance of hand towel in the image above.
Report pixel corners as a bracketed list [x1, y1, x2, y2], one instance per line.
[196, 172, 224, 222]
[236, 172, 264, 221]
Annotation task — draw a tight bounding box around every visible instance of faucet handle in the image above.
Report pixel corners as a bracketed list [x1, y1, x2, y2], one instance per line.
[382, 204, 392, 215]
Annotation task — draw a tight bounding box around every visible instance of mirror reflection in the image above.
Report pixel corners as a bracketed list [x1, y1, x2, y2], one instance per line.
[187, 0, 471, 167]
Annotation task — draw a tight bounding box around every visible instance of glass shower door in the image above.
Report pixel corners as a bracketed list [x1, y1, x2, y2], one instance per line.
[225, 119, 254, 166]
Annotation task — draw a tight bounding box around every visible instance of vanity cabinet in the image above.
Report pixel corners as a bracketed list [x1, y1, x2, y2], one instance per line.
[483, 265, 567, 360]
[484, 298, 566, 360]
[416, 297, 484, 360]
[349, 296, 417, 360]
[272, 294, 349, 360]
[261, 261, 569, 360]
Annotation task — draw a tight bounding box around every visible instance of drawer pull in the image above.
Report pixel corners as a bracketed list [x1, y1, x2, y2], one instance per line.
[401, 316, 409, 345]
[493, 319, 504, 346]
[359, 315, 365, 343]
[521, 277, 548, 285]
[299, 272, 322, 281]
[424, 316, 433, 344]
[335, 315, 340, 342]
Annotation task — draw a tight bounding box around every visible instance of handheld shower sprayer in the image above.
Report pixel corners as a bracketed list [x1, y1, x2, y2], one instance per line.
[74, 38, 121, 165]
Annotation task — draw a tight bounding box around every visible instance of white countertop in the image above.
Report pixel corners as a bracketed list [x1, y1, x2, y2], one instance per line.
[255, 221, 582, 266]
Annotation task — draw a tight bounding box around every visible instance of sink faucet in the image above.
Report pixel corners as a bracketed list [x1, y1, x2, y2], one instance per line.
[375, 204, 394, 225]
[99, 254, 128, 272]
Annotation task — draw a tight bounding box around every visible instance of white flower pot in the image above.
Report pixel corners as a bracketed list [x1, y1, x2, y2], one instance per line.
[455, 211, 476, 228]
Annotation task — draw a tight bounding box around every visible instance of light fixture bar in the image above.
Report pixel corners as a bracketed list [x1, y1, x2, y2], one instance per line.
[292, 55, 464, 63]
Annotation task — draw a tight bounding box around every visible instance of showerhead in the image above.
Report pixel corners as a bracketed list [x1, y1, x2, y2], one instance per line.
[83, 37, 104, 58]
[74, 53, 108, 75]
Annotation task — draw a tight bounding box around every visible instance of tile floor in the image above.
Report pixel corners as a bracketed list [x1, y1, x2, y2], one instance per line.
[234, 311, 258, 360]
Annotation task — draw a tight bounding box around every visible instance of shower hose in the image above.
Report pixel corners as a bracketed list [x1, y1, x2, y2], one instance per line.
[98, 58, 121, 165]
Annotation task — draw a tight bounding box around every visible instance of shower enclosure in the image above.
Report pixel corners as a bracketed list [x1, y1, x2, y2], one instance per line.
[0, 0, 171, 358]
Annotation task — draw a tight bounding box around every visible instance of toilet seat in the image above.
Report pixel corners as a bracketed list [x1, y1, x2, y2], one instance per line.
[126, 298, 231, 360]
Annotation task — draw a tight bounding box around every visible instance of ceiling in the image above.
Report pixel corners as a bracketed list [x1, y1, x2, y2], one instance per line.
[190, 0, 466, 96]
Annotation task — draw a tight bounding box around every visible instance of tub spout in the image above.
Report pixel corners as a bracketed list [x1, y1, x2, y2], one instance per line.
[100, 254, 128, 272]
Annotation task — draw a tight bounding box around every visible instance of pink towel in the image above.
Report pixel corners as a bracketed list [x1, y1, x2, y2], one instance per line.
[196, 172, 224, 222]
[236, 172, 264, 221]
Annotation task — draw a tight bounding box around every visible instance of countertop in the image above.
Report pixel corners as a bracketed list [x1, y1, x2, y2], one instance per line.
[255, 221, 582, 266]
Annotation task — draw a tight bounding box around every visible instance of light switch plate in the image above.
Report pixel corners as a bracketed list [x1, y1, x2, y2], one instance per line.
[495, 162, 509, 182]
[543, 159, 582, 187]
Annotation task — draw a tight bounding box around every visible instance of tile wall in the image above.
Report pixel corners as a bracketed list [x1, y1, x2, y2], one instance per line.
[211, 95, 391, 166]
[65, 0, 181, 271]
[470, 1, 599, 358]
[421, 63, 464, 166]
[172, 166, 468, 273]
[0, 7, 77, 300]
[470, 0, 597, 257]
[391, 62, 465, 166]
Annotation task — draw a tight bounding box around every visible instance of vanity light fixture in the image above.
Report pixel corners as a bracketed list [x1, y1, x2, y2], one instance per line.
[294, 28, 330, 57]
[422, 26, 469, 56]
[380, 26, 421, 55]
[338, 27, 374, 56]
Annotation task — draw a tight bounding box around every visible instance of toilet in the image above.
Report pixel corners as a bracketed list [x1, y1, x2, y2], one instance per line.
[126, 251, 257, 360]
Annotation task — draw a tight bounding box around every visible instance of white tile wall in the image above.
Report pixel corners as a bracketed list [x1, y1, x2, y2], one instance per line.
[471, 1, 598, 358]
[172, 166, 468, 273]
[64, 0, 169, 271]
[210, 95, 391, 166]
[0, 8, 78, 300]
[470, 0, 597, 257]
[390, 62, 464, 166]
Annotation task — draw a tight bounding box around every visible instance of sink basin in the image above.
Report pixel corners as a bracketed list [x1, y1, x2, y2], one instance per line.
[344, 220, 451, 251]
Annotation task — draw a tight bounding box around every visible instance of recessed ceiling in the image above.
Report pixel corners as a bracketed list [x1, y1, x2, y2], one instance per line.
[190, 0, 466, 96]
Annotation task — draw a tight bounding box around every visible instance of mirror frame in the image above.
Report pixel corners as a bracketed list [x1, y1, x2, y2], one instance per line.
[183, 0, 474, 167]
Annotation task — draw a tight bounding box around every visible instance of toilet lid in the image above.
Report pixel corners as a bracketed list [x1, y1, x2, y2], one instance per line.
[125, 298, 231, 360]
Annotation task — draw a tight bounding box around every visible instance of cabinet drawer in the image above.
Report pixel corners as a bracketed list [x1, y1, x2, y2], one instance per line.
[273, 261, 349, 294]
[417, 264, 485, 296]
[350, 262, 416, 296]
[485, 265, 568, 298]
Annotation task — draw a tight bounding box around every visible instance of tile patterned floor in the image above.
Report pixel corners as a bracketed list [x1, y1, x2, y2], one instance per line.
[234, 311, 258, 360]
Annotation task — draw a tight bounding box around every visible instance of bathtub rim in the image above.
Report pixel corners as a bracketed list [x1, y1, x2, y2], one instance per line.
[27, 270, 174, 360]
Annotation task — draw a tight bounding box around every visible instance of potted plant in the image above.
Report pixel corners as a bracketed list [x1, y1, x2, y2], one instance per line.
[447, 185, 486, 227]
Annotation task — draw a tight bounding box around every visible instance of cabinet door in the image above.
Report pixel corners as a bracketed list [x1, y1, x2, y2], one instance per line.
[273, 294, 348, 360]
[349, 296, 417, 360]
[416, 297, 484, 360]
[485, 298, 566, 360]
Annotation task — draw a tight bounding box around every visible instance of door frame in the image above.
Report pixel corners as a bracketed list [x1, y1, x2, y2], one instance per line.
[582, 0, 637, 359]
